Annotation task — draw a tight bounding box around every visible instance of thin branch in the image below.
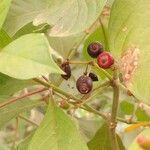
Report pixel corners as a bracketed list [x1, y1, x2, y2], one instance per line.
[69, 60, 93, 65]
[81, 105, 138, 125]
[42, 75, 49, 82]
[33, 78, 81, 102]
[81, 103, 138, 125]
[117, 117, 138, 124]
[33, 78, 50, 87]
[82, 104, 108, 120]
[0, 87, 47, 109]
[18, 115, 39, 127]
[92, 81, 110, 92]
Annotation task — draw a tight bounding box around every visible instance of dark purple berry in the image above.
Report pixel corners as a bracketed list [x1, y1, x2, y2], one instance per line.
[89, 72, 98, 81]
[61, 61, 71, 80]
[97, 52, 114, 69]
[76, 75, 93, 94]
[87, 42, 103, 58]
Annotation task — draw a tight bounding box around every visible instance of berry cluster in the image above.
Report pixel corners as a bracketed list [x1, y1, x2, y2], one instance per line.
[60, 42, 114, 95]
[87, 42, 114, 69]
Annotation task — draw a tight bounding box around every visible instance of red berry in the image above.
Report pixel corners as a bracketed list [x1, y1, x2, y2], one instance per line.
[61, 61, 71, 80]
[87, 42, 103, 58]
[97, 52, 114, 69]
[76, 75, 93, 94]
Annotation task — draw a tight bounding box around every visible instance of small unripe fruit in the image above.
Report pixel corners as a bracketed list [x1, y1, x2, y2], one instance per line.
[137, 135, 150, 149]
[76, 75, 93, 94]
[87, 42, 103, 58]
[61, 61, 71, 80]
[97, 52, 114, 69]
[59, 100, 70, 110]
[89, 72, 98, 81]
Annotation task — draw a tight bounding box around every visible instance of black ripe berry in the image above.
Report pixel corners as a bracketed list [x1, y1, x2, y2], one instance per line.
[61, 61, 71, 80]
[89, 72, 98, 81]
[87, 42, 103, 58]
[97, 52, 114, 69]
[76, 75, 93, 94]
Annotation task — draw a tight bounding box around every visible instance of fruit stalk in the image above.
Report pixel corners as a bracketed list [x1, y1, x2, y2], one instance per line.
[0, 87, 47, 109]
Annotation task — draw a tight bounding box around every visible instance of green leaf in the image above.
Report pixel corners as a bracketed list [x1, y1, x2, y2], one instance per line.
[135, 108, 150, 121]
[28, 101, 88, 150]
[0, 33, 63, 79]
[0, 73, 35, 97]
[0, 29, 12, 48]
[0, 97, 44, 128]
[16, 131, 35, 150]
[106, 0, 115, 6]
[48, 33, 85, 58]
[4, 0, 47, 36]
[87, 123, 125, 150]
[109, 0, 150, 103]
[4, 0, 107, 36]
[0, 144, 8, 150]
[77, 118, 103, 141]
[120, 100, 134, 115]
[12, 22, 85, 58]
[129, 129, 150, 150]
[0, 0, 11, 29]
[46, 0, 107, 37]
[13, 22, 50, 40]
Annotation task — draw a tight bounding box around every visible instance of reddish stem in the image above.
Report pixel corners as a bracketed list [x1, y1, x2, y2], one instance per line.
[0, 87, 48, 109]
